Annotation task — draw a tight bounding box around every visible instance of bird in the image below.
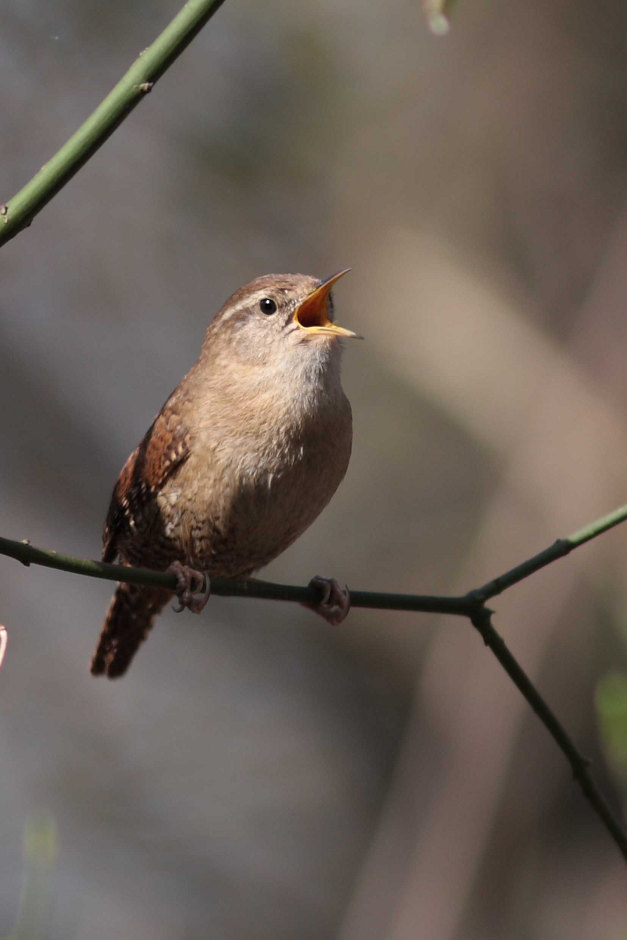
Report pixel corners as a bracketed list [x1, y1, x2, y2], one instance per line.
[90, 270, 359, 678]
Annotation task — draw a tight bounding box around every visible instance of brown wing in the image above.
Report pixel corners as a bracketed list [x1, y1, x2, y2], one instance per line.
[102, 395, 191, 563]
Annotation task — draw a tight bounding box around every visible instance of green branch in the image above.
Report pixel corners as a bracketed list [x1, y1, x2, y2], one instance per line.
[0, 535, 474, 615]
[5, 502, 626, 609]
[0, 0, 228, 247]
[471, 503, 627, 602]
[1, 504, 627, 860]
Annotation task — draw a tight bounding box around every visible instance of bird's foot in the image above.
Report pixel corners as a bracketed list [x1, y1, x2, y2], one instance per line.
[167, 561, 211, 614]
[307, 576, 351, 625]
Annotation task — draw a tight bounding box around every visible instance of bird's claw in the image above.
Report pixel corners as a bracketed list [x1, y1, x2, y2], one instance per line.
[308, 576, 351, 625]
[167, 561, 211, 614]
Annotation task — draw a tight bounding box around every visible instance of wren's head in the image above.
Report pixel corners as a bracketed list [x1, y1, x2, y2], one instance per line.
[201, 271, 359, 380]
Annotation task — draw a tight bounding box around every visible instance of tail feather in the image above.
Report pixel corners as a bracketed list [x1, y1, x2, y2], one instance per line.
[91, 581, 171, 679]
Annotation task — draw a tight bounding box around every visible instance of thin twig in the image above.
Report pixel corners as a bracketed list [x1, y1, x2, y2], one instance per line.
[470, 503, 627, 602]
[3, 504, 626, 611]
[0, 535, 474, 615]
[1, 504, 626, 861]
[470, 608, 627, 860]
[0, 0, 227, 247]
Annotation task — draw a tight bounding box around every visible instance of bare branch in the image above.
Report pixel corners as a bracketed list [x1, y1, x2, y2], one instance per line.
[1, 504, 626, 860]
[471, 503, 627, 602]
[470, 607, 627, 861]
[0, 0, 228, 247]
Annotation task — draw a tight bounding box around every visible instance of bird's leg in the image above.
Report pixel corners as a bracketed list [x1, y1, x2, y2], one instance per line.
[307, 576, 351, 625]
[167, 561, 211, 614]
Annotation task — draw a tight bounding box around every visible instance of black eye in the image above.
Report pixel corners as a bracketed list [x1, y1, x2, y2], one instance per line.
[259, 297, 277, 315]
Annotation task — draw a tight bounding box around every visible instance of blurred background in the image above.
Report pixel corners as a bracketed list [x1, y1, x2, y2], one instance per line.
[1, 0, 627, 936]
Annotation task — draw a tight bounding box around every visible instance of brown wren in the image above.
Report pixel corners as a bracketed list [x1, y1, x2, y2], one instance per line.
[90, 270, 359, 678]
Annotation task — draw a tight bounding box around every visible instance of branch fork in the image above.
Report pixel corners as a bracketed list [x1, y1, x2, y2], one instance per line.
[1, 503, 627, 859]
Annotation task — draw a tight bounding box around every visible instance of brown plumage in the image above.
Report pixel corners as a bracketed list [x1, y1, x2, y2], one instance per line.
[91, 271, 358, 678]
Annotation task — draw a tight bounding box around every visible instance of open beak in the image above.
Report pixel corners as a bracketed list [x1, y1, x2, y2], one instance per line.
[294, 269, 360, 338]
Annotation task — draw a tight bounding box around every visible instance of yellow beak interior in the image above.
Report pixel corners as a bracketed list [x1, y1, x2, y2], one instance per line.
[294, 269, 358, 337]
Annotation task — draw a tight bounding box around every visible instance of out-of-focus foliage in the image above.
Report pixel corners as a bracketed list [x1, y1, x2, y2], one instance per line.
[423, 0, 459, 35]
[597, 674, 627, 799]
[2, 813, 57, 940]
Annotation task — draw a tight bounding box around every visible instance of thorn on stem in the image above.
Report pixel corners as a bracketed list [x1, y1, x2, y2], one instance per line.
[20, 539, 31, 566]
